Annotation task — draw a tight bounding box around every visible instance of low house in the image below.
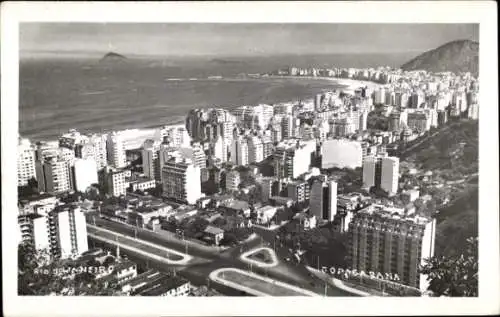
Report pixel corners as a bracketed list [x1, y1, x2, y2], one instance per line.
[112, 260, 138, 284]
[173, 206, 199, 222]
[197, 197, 212, 209]
[269, 196, 294, 208]
[121, 269, 163, 294]
[203, 225, 225, 246]
[95, 258, 137, 283]
[100, 204, 128, 223]
[255, 205, 278, 225]
[221, 215, 252, 230]
[137, 275, 191, 297]
[209, 194, 234, 208]
[294, 213, 317, 230]
[205, 212, 223, 224]
[302, 214, 317, 230]
[218, 199, 251, 218]
[402, 189, 420, 203]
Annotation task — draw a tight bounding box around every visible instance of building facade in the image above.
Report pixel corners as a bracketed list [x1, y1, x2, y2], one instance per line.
[348, 205, 436, 290]
[162, 156, 202, 205]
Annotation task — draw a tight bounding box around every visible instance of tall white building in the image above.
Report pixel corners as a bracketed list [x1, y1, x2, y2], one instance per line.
[36, 156, 72, 194]
[18, 138, 37, 186]
[273, 139, 315, 179]
[363, 155, 399, 196]
[161, 125, 192, 148]
[225, 170, 241, 192]
[374, 87, 386, 104]
[281, 115, 295, 139]
[142, 139, 162, 180]
[73, 158, 98, 192]
[212, 136, 228, 163]
[254, 104, 274, 129]
[247, 136, 264, 164]
[362, 156, 379, 190]
[381, 156, 399, 196]
[106, 132, 127, 168]
[162, 156, 202, 205]
[19, 205, 89, 259]
[18, 213, 51, 251]
[321, 139, 363, 169]
[105, 168, 128, 197]
[50, 205, 88, 258]
[74, 134, 108, 170]
[309, 179, 337, 221]
[230, 137, 249, 166]
[358, 110, 368, 131]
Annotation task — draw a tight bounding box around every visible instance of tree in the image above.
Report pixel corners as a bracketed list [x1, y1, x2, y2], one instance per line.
[420, 237, 478, 297]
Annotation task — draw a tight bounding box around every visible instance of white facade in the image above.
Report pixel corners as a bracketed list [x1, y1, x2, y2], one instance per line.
[75, 134, 108, 170]
[36, 157, 72, 194]
[107, 170, 128, 197]
[230, 137, 249, 166]
[274, 139, 315, 179]
[162, 125, 192, 148]
[212, 137, 228, 163]
[281, 115, 294, 139]
[107, 132, 127, 168]
[362, 156, 378, 189]
[18, 214, 50, 251]
[73, 158, 98, 192]
[247, 136, 264, 164]
[225, 170, 241, 192]
[309, 179, 336, 221]
[142, 139, 161, 180]
[55, 207, 89, 258]
[381, 157, 399, 196]
[162, 156, 202, 205]
[328, 181, 338, 220]
[374, 88, 386, 104]
[17, 138, 37, 186]
[321, 139, 363, 169]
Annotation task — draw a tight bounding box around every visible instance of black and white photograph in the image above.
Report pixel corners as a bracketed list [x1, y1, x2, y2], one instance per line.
[2, 1, 498, 316]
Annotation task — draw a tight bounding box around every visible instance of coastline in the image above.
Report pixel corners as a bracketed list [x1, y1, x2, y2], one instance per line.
[267, 75, 383, 91]
[20, 75, 380, 145]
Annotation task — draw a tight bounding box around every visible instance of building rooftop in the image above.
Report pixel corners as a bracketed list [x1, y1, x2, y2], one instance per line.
[220, 199, 249, 211]
[123, 269, 163, 288]
[18, 193, 56, 204]
[204, 225, 224, 235]
[138, 275, 189, 296]
[357, 204, 431, 225]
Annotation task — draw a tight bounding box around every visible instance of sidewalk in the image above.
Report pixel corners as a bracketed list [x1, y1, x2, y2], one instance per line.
[87, 231, 191, 265]
[87, 224, 192, 261]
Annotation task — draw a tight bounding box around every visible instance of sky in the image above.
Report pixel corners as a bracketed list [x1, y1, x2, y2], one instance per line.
[20, 23, 479, 58]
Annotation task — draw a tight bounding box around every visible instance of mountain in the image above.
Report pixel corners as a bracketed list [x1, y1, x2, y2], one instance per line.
[401, 40, 479, 77]
[99, 52, 128, 63]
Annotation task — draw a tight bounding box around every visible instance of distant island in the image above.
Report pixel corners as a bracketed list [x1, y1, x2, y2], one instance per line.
[99, 52, 128, 63]
[401, 39, 479, 77]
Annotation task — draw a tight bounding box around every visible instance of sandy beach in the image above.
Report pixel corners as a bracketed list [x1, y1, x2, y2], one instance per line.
[267, 75, 382, 92]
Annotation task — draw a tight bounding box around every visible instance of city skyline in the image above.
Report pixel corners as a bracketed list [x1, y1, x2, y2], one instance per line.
[20, 23, 479, 58]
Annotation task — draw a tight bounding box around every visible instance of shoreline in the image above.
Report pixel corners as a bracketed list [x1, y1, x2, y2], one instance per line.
[267, 75, 383, 91]
[20, 75, 380, 144]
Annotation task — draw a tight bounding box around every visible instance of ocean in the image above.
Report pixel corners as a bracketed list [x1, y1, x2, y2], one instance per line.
[19, 53, 416, 141]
